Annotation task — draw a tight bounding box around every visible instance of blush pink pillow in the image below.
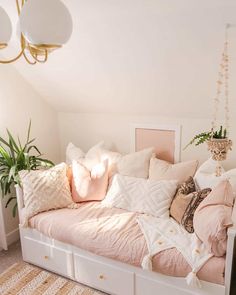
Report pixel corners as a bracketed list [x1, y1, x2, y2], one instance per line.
[71, 160, 109, 202]
[193, 180, 234, 256]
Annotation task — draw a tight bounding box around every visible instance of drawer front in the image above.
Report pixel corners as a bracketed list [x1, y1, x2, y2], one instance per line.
[23, 237, 74, 278]
[136, 275, 191, 295]
[74, 254, 134, 295]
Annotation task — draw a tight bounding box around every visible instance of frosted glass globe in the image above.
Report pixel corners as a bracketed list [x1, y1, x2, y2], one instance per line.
[0, 6, 12, 47]
[19, 0, 73, 46]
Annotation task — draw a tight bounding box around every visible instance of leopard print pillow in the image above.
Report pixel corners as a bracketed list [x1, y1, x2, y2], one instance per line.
[170, 176, 211, 233]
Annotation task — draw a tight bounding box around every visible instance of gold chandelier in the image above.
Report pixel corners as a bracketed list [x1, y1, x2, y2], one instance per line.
[0, 0, 73, 65]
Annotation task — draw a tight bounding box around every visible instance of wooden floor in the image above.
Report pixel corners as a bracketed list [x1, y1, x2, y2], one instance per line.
[0, 240, 22, 274]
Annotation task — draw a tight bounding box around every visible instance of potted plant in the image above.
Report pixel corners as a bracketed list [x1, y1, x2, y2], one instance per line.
[184, 126, 232, 161]
[0, 121, 54, 216]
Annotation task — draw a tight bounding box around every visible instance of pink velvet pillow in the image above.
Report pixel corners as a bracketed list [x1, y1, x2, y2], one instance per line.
[193, 180, 234, 256]
[71, 160, 109, 202]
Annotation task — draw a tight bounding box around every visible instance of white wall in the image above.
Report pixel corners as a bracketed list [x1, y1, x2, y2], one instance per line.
[56, 0, 236, 171]
[0, 64, 60, 248]
[2, 0, 236, 118]
[58, 113, 236, 170]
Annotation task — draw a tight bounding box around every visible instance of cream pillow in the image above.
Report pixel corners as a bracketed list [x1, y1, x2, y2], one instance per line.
[20, 163, 77, 227]
[116, 148, 154, 179]
[66, 142, 85, 164]
[149, 158, 198, 184]
[102, 174, 177, 218]
[194, 158, 236, 192]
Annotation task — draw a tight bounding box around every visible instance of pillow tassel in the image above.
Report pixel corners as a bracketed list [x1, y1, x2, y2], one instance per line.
[186, 271, 202, 288]
[142, 254, 153, 271]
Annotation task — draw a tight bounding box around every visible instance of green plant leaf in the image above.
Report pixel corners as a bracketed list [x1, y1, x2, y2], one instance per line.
[26, 120, 31, 144]
[0, 121, 54, 217]
[7, 129, 20, 153]
[5, 196, 16, 208]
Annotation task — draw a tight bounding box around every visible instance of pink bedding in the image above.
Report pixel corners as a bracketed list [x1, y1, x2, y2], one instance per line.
[29, 202, 225, 285]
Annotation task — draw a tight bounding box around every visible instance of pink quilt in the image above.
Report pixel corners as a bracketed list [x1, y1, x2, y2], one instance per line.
[29, 202, 225, 285]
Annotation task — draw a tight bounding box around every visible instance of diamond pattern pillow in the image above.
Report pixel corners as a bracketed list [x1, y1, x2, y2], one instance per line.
[102, 174, 177, 218]
[19, 163, 77, 227]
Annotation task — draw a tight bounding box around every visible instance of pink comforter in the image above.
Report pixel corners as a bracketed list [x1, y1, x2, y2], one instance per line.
[29, 202, 225, 285]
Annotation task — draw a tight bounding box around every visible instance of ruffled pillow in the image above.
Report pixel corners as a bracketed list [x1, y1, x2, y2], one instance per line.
[71, 160, 109, 202]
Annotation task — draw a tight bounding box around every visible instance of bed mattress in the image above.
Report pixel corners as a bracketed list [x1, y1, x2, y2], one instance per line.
[29, 202, 225, 285]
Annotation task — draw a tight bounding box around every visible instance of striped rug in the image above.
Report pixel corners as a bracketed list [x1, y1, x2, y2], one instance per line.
[0, 262, 106, 295]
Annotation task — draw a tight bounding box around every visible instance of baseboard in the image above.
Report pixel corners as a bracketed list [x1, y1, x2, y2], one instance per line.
[6, 227, 19, 246]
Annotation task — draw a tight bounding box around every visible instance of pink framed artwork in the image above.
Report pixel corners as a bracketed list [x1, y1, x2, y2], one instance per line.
[131, 124, 181, 163]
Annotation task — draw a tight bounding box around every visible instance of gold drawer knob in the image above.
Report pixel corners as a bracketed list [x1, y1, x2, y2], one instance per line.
[44, 255, 49, 260]
[99, 274, 105, 280]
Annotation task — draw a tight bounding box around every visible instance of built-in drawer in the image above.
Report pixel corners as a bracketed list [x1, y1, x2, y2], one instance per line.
[74, 254, 134, 295]
[23, 237, 74, 278]
[136, 274, 193, 295]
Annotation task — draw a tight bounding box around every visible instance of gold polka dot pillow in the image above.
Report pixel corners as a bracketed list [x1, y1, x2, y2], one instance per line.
[19, 163, 77, 227]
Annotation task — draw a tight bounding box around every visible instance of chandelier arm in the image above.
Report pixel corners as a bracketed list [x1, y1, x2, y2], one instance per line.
[16, 0, 21, 15]
[0, 49, 25, 64]
[28, 46, 48, 63]
[22, 51, 37, 65]
[20, 35, 36, 65]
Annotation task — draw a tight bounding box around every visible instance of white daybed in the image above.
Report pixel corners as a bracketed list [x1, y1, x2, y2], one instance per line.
[16, 125, 236, 295]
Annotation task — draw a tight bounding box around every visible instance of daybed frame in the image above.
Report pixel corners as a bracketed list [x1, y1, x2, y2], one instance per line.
[16, 125, 236, 294]
[16, 186, 236, 295]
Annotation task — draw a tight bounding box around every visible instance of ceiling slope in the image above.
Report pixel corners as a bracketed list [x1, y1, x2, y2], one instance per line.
[1, 0, 236, 117]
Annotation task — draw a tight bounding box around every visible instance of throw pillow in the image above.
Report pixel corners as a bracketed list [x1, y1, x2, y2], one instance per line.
[194, 158, 236, 192]
[71, 160, 109, 202]
[19, 163, 77, 227]
[116, 147, 154, 179]
[149, 158, 198, 184]
[66, 142, 85, 164]
[193, 180, 234, 256]
[66, 141, 121, 174]
[102, 174, 178, 218]
[170, 177, 211, 233]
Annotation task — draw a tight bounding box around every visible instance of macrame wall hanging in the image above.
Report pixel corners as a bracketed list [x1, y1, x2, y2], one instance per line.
[185, 24, 233, 176]
[207, 24, 233, 176]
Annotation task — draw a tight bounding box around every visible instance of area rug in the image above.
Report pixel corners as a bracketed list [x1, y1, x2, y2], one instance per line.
[0, 262, 106, 295]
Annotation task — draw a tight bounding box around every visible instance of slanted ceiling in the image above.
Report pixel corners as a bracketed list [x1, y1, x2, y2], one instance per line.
[2, 0, 236, 117]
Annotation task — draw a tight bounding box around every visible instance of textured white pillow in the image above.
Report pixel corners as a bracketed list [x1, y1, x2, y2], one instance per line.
[19, 163, 77, 227]
[194, 158, 236, 192]
[117, 148, 154, 179]
[102, 174, 177, 218]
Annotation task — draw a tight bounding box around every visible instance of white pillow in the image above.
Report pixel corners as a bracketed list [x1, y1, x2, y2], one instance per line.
[117, 148, 154, 179]
[66, 142, 85, 164]
[66, 141, 121, 171]
[84, 142, 121, 171]
[19, 163, 77, 227]
[194, 158, 236, 192]
[102, 174, 178, 218]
